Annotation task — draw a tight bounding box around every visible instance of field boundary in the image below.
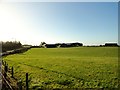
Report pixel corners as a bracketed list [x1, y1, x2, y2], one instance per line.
[2, 60, 30, 90]
[1, 47, 31, 89]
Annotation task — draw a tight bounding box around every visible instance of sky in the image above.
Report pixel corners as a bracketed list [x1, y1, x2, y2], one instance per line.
[0, 1, 118, 45]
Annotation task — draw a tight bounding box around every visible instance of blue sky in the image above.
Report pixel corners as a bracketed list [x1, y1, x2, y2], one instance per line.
[0, 2, 118, 45]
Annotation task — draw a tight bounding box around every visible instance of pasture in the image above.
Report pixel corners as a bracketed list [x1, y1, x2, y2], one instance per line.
[3, 47, 118, 89]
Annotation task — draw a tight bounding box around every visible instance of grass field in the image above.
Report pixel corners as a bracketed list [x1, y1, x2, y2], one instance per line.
[3, 47, 118, 89]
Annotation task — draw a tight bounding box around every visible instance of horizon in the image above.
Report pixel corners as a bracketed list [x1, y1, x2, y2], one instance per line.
[0, 40, 119, 46]
[0, 2, 118, 46]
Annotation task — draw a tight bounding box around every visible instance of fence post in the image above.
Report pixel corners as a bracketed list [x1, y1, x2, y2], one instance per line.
[4, 65, 8, 78]
[5, 61, 6, 66]
[26, 73, 28, 90]
[5, 65, 8, 72]
[7, 63, 8, 71]
[11, 67, 14, 78]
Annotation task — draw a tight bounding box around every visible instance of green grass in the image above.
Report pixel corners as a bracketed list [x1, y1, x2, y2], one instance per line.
[3, 47, 118, 89]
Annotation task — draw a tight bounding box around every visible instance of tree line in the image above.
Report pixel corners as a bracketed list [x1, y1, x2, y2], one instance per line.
[0, 41, 22, 52]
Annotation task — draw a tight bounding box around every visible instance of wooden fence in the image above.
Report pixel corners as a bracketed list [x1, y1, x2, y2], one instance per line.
[2, 60, 29, 90]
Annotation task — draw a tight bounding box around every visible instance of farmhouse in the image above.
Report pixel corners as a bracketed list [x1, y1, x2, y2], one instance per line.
[105, 43, 118, 47]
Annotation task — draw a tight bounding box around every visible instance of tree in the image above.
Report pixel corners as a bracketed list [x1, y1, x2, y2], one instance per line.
[2, 41, 22, 52]
[40, 42, 46, 48]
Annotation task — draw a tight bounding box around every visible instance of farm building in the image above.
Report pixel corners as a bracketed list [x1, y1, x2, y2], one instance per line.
[43, 42, 83, 48]
[105, 43, 118, 47]
[56, 42, 83, 47]
[60, 43, 67, 47]
[71, 42, 83, 47]
[45, 44, 57, 48]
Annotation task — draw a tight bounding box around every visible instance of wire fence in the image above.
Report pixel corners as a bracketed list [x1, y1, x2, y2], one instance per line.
[2, 60, 29, 90]
[0, 47, 31, 90]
